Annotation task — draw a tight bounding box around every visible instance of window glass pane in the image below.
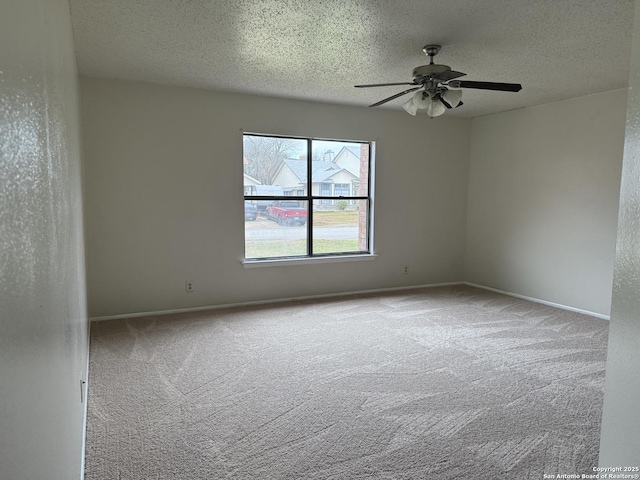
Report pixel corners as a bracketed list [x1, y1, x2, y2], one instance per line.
[243, 135, 308, 197]
[310, 140, 369, 197]
[244, 200, 309, 259]
[312, 199, 368, 254]
[334, 183, 350, 196]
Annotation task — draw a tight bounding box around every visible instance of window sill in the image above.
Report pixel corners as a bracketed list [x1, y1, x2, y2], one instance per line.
[242, 253, 377, 268]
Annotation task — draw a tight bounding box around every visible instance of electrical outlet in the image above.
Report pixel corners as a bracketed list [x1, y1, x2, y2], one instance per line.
[404, 266, 409, 275]
[186, 280, 194, 293]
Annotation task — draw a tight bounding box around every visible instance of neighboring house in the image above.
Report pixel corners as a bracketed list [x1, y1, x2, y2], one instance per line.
[243, 173, 261, 195]
[332, 146, 362, 179]
[271, 157, 359, 205]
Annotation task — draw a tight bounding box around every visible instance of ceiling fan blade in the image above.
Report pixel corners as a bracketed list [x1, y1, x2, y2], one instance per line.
[454, 80, 522, 92]
[368, 87, 422, 107]
[355, 82, 418, 88]
[434, 70, 466, 81]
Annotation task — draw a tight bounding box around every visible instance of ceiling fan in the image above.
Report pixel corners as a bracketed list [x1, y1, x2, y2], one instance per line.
[355, 45, 522, 117]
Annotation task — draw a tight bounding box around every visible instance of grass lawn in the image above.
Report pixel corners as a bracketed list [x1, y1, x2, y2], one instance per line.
[245, 238, 360, 259]
[312, 210, 359, 227]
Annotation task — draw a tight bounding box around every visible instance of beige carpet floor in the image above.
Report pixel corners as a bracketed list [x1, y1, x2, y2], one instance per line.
[85, 285, 608, 479]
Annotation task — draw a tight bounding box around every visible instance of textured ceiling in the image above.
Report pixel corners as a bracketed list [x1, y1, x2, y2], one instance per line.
[69, 0, 635, 117]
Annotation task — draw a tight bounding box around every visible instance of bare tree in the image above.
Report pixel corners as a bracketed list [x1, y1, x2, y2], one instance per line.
[243, 136, 302, 185]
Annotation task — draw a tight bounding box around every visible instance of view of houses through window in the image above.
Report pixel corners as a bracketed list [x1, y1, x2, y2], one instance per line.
[243, 134, 372, 260]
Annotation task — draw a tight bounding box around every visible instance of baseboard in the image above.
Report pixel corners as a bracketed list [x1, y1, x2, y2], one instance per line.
[90, 282, 464, 322]
[89, 281, 611, 322]
[464, 282, 610, 320]
[80, 321, 91, 480]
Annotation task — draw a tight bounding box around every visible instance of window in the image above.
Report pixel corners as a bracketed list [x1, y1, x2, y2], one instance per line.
[320, 183, 332, 205]
[334, 183, 350, 197]
[243, 134, 373, 261]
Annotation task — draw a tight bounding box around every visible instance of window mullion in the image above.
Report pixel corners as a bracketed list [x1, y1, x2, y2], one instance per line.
[306, 138, 313, 256]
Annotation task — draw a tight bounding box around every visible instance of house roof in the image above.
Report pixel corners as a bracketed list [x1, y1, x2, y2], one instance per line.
[343, 146, 360, 158]
[243, 172, 261, 185]
[282, 158, 355, 183]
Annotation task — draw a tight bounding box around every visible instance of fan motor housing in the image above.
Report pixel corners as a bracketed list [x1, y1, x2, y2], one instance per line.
[412, 64, 451, 82]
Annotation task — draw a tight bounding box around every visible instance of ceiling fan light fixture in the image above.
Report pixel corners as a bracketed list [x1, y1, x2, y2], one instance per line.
[412, 90, 431, 110]
[443, 88, 463, 108]
[427, 99, 446, 118]
[402, 97, 418, 115]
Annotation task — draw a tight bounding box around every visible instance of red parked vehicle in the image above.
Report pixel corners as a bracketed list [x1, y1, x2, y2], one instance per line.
[266, 201, 307, 226]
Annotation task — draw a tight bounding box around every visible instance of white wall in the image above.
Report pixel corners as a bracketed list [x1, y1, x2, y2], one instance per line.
[80, 78, 471, 318]
[465, 90, 627, 317]
[599, 0, 640, 465]
[0, 1, 88, 479]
